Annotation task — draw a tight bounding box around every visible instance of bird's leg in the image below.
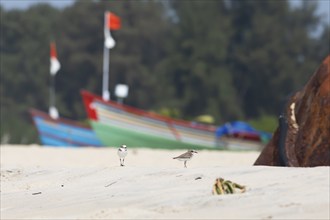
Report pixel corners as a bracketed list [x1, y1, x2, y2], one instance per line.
[122, 158, 125, 166]
[120, 158, 123, 166]
[184, 161, 187, 168]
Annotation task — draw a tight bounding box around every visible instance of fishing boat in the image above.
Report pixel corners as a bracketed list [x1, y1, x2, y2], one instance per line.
[216, 136, 266, 151]
[29, 42, 102, 147]
[81, 12, 217, 149]
[81, 90, 219, 149]
[79, 11, 266, 150]
[30, 108, 102, 147]
[215, 121, 271, 150]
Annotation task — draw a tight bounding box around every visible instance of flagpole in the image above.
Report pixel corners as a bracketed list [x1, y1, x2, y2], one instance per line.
[102, 40, 110, 101]
[49, 75, 53, 109]
[49, 74, 55, 111]
[49, 42, 60, 119]
[102, 12, 110, 101]
[102, 11, 120, 101]
[49, 72, 59, 119]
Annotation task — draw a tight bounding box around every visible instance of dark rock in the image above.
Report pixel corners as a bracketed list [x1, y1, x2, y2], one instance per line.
[254, 55, 330, 167]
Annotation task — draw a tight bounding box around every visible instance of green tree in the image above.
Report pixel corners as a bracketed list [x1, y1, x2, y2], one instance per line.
[158, 1, 243, 122]
[228, 0, 323, 117]
[1, 5, 60, 143]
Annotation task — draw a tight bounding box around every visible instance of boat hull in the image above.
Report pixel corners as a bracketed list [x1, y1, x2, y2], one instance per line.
[217, 137, 265, 151]
[30, 109, 102, 147]
[90, 120, 215, 149]
[81, 90, 265, 151]
[81, 90, 219, 149]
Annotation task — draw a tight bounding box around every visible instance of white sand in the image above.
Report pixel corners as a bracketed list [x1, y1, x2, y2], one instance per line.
[1, 145, 329, 219]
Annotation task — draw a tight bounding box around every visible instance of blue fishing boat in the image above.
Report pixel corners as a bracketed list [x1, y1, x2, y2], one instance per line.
[30, 108, 102, 147]
[29, 42, 102, 147]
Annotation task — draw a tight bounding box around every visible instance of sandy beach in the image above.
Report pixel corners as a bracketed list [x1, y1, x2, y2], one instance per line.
[1, 145, 329, 219]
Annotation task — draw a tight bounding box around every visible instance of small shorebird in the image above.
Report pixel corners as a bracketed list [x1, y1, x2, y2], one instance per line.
[173, 150, 198, 168]
[117, 144, 128, 166]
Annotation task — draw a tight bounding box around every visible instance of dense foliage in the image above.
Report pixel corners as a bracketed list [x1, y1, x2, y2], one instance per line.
[0, 0, 329, 143]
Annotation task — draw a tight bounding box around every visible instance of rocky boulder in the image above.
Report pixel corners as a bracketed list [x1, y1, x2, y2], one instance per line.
[254, 55, 330, 166]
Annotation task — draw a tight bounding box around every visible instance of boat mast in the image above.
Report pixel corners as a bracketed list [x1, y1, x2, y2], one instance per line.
[49, 41, 60, 119]
[102, 31, 110, 101]
[102, 11, 120, 101]
[49, 74, 58, 118]
[102, 11, 112, 101]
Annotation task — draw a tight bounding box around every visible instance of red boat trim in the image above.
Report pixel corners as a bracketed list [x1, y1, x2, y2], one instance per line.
[81, 91, 98, 120]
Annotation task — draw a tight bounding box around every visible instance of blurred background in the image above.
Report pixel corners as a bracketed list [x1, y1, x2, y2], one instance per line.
[0, 0, 329, 144]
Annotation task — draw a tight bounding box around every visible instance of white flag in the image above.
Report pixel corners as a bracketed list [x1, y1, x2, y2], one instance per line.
[50, 42, 61, 75]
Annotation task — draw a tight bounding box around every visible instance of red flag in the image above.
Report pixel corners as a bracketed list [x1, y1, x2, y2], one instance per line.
[50, 42, 58, 58]
[106, 12, 121, 30]
[50, 42, 61, 75]
[104, 12, 121, 49]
